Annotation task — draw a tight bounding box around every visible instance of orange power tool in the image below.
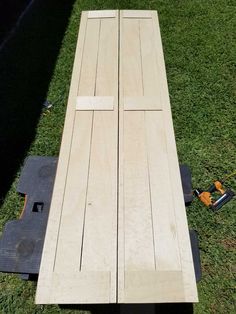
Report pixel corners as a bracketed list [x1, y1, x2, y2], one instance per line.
[194, 180, 235, 210]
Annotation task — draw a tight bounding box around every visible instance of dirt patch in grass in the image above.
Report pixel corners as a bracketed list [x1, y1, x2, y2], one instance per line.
[220, 238, 236, 250]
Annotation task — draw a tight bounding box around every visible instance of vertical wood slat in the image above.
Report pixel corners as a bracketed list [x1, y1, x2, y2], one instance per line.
[123, 111, 155, 271]
[140, 18, 181, 270]
[80, 17, 118, 303]
[54, 17, 100, 273]
[35, 11, 88, 304]
[117, 11, 125, 302]
[121, 18, 155, 271]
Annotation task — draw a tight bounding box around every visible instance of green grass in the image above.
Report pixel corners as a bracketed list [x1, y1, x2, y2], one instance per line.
[0, 0, 235, 313]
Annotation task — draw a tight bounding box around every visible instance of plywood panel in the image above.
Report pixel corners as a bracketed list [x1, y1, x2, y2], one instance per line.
[36, 9, 198, 305]
[118, 10, 198, 303]
[36, 10, 119, 304]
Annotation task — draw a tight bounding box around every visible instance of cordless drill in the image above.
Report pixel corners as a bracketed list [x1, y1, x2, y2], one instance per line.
[194, 181, 235, 211]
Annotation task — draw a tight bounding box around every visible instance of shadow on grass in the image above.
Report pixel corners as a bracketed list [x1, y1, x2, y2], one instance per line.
[62, 303, 193, 314]
[0, 0, 75, 205]
[0, 0, 31, 44]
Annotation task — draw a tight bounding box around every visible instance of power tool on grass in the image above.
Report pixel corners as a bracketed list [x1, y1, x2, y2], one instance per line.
[194, 171, 236, 210]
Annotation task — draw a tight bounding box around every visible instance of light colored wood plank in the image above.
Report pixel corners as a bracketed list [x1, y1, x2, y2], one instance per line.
[151, 10, 198, 301]
[122, 19, 143, 96]
[123, 111, 155, 271]
[80, 17, 118, 303]
[77, 19, 101, 95]
[118, 16, 155, 303]
[124, 96, 162, 110]
[51, 272, 111, 304]
[139, 19, 161, 97]
[35, 11, 88, 304]
[140, 18, 181, 271]
[54, 17, 100, 273]
[152, 12, 198, 302]
[36, 11, 119, 304]
[88, 10, 116, 19]
[122, 18, 155, 270]
[124, 271, 184, 303]
[145, 111, 181, 270]
[37, 10, 198, 304]
[76, 96, 114, 110]
[118, 10, 198, 303]
[122, 10, 152, 19]
[117, 11, 125, 302]
[52, 112, 92, 272]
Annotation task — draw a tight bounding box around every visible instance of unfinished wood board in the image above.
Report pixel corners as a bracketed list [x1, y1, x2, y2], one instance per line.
[124, 97, 162, 110]
[88, 10, 116, 19]
[36, 10, 198, 304]
[36, 10, 119, 304]
[118, 10, 198, 303]
[76, 96, 114, 110]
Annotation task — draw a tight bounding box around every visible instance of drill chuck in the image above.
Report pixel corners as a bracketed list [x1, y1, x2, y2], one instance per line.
[194, 189, 202, 197]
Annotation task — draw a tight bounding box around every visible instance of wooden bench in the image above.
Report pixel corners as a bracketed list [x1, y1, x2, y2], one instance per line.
[36, 10, 198, 304]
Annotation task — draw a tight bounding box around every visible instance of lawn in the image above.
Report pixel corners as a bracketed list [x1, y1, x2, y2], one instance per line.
[0, 0, 235, 313]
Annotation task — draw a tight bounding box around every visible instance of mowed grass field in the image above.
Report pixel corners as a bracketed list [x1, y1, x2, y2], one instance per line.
[0, 0, 235, 313]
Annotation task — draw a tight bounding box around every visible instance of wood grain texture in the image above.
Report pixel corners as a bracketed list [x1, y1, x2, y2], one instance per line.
[140, 18, 181, 271]
[124, 97, 162, 110]
[88, 10, 116, 19]
[36, 10, 198, 304]
[35, 11, 88, 304]
[54, 16, 100, 274]
[151, 11, 198, 302]
[51, 272, 111, 304]
[118, 10, 198, 303]
[80, 17, 118, 303]
[124, 271, 184, 303]
[76, 96, 114, 110]
[122, 10, 152, 19]
[36, 10, 119, 304]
